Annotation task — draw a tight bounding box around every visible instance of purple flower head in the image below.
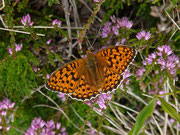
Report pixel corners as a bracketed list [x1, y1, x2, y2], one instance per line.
[157, 45, 173, 56]
[163, 45, 173, 55]
[120, 38, 126, 44]
[159, 90, 165, 95]
[49, 46, 55, 53]
[115, 42, 120, 46]
[57, 93, 66, 102]
[6, 126, 10, 131]
[170, 118, 175, 125]
[144, 53, 157, 65]
[47, 39, 52, 45]
[170, 68, 176, 75]
[0, 99, 15, 110]
[25, 118, 67, 135]
[97, 93, 112, 109]
[86, 121, 92, 127]
[123, 69, 131, 79]
[93, 0, 99, 2]
[85, 100, 94, 106]
[101, 22, 112, 38]
[0, 99, 15, 133]
[117, 17, 133, 29]
[21, 14, 34, 26]
[15, 43, 23, 52]
[166, 61, 175, 69]
[46, 74, 50, 79]
[136, 30, 151, 40]
[32, 67, 37, 72]
[31, 117, 45, 130]
[89, 129, 96, 135]
[56, 123, 61, 130]
[60, 127, 66, 132]
[110, 15, 116, 23]
[157, 57, 166, 70]
[86, 93, 112, 110]
[46, 120, 55, 130]
[136, 67, 146, 77]
[1, 111, 7, 116]
[149, 53, 157, 59]
[167, 54, 179, 64]
[52, 19, 62, 27]
[157, 100, 161, 106]
[112, 25, 119, 36]
[40, 128, 55, 135]
[8, 47, 13, 55]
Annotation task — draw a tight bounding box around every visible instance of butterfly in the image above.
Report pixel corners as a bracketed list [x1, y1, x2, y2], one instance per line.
[46, 45, 137, 101]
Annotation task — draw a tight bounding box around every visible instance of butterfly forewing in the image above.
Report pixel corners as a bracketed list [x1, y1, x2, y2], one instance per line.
[46, 59, 84, 94]
[96, 46, 136, 75]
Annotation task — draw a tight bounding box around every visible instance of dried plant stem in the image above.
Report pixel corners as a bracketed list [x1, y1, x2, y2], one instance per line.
[78, 0, 105, 45]
[0, 27, 45, 36]
[62, 0, 72, 58]
[0, 0, 5, 10]
[36, 89, 81, 130]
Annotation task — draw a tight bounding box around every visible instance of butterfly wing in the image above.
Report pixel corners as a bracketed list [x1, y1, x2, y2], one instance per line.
[69, 74, 100, 101]
[96, 45, 136, 75]
[96, 45, 137, 93]
[101, 67, 123, 93]
[46, 59, 85, 94]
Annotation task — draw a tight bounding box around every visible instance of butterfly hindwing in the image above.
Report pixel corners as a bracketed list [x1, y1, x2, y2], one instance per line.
[69, 75, 100, 101]
[102, 67, 123, 93]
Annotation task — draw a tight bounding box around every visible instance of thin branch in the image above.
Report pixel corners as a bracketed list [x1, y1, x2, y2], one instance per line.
[62, 0, 72, 58]
[165, 9, 180, 30]
[0, 27, 45, 36]
[0, 0, 5, 10]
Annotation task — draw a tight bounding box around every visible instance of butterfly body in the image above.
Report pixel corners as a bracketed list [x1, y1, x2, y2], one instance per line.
[46, 45, 136, 101]
[84, 52, 104, 91]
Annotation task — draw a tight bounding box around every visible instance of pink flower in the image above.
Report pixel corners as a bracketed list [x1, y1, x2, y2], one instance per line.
[32, 67, 37, 72]
[46, 74, 50, 79]
[136, 67, 146, 77]
[136, 30, 151, 40]
[120, 38, 126, 44]
[15, 43, 23, 52]
[86, 93, 112, 110]
[1, 111, 7, 116]
[101, 22, 112, 38]
[6, 126, 10, 131]
[52, 19, 62, 27]
[49, 46, 55, 53]
[8, 47, 13, 54]
[56, 123, 61, 130]
[57, 93, 66, 102]
[117, 17, 133, 29]
[93, 0, 99, 2]
[157, 45, 173, 56]
[25, 117, 67, 135]
[21, 14, 34, 26]
[0, 99, 15, 133]
[47, 39, 52, 44]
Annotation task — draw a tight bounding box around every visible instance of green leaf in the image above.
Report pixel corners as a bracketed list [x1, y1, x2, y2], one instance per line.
[158, 97, 180, 123]
[128, 98, 156, 135]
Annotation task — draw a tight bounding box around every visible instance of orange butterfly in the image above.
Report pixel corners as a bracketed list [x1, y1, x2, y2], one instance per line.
[46, 45, 136, 101]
